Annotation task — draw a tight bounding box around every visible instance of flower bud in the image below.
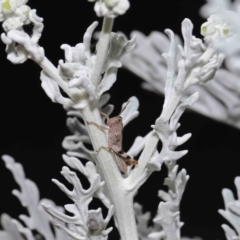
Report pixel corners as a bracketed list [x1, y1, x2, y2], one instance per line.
[2, 16, 23, 31]
[2, 0, 17, 14]
[15, 5, 30, 24]
[201, 22, 216, 37]
[201, 14, 232, 43]
[103, 0, 120, 8]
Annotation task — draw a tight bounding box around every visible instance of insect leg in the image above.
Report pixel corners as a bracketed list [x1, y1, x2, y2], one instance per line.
[113, 150, 138, 166]
[100, 111, 110, 123]
[87, 121, 109, 131]
[97, 146, 128, 173]
[96, 146, 112, 152]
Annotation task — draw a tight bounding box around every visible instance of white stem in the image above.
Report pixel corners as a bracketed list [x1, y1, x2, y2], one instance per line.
[176, 215, 181, 240]
[128, 131, 158, 186]
[128, 91, 182, 189]
[113, 193, 139, 240]
[160, 90, 182, 121]
[36, 49, 138, 239]
[37, 57, 83, 103]
[38, 57, 70, 95]
[91, 17, 114, 87]
[81, 105, 139, 240]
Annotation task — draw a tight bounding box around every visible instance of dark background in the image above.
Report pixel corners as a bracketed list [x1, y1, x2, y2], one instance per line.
[0, 0, 239, 239]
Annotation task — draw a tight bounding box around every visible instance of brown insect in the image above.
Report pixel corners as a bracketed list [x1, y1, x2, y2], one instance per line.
[87, 101, 138, 173]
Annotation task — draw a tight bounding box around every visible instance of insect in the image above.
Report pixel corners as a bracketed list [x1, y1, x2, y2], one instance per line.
[87, 101, 138, 173]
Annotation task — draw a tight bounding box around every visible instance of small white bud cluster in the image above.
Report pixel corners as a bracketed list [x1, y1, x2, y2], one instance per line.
[0, 0, 30, 32]
[201, 14, 232, 43]
[88, 0, 130, 18]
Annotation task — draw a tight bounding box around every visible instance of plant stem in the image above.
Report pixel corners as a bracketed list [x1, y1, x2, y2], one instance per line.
[37, 57, 86, 104]
[160, 90, 182, 121]
[81, 16, 139, 239]
[39, 58, 70, 95]
[91, 17, 114, 87]
[81, 105, 139, 240]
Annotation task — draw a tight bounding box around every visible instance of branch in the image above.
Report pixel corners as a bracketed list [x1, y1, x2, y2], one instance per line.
[42, 162, 114, 240]
[219, 177, 240, 239]
[1, 155, 72, 240]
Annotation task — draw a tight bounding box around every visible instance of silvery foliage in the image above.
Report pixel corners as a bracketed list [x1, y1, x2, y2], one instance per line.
[0, 0, 135, 109]
[61, 17, 223, 239]
[134, 164, 189, 240]
[122, 8, 240, 129]
[62, 95, 140, 163]
[218, 177, 240, 240]
[0, 0, 44, 63]
[148, 164, 189, 240]
[0, 154, 114, 240]
[0, 0, 224, 239]
[199, 2, 240, 235]
[42, 154, 114, 240]
[40, 23, 135, 109]
[0, 155, 73, 240]
[133, 203, 163, 240]
[0, 214, 25, 240]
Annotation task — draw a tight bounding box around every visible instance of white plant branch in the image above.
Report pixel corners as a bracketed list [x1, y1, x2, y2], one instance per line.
[134, 203, 164, 240]
[51, 16, 223, 240]
[151, 164, 189, 240]
[81, 104, 140, 240]
[0, 1, 226, 239]
[42, 160, 114, 240]
[91, 17, 113, 87]
[2, 155, 56, 240]
[126, 18, 222, 194]
[62, 154, 112, 209]
[0, 214, 25, 240]
[121, 24, 240, 128]
[1, 155, 73, 240]
[218, 177, 240, 240]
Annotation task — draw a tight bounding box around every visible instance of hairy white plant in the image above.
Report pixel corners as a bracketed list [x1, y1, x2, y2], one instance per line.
[218, 177, 240, 240]
[0, 0, 227, 239]
[121, 10, 240, 129]
[42, 154, 114, 240]
[0, 155, 73, 240]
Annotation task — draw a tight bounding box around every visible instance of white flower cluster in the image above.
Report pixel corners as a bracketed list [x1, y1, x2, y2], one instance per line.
[0, 0, 31, 32]
[200, 0, 240, 56]
[201, 14, 232, 43]
[88, 0, 130, 18]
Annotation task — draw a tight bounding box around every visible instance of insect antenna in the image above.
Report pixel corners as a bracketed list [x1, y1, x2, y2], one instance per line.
[100, 111, 110, 123]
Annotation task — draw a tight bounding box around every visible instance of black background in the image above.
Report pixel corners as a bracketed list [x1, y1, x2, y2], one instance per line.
[0, 0, 239, 239]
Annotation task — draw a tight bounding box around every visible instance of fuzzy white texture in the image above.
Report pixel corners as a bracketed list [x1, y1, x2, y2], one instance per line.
[121, 28, 240, 129]
[0, 0, 226, 240]
[1, 8, 44, 63]
[218, 177, 240, 240]
[0, 155, 74, 240]
[120, 0, 240, 132]
[44, 17, 222, 240]
[40, 23, 135, 109]
[88, 0, 130, 18]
